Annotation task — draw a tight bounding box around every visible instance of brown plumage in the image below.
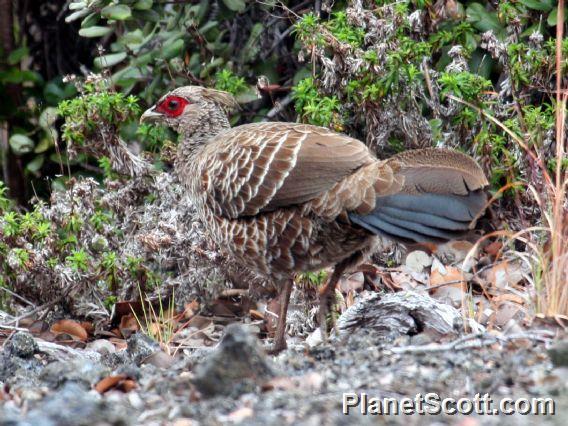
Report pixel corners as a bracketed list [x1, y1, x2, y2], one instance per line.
[141, 86, 489, 352]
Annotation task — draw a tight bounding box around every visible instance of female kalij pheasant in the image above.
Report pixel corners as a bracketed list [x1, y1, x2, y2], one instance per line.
[141, 86, 488, 352]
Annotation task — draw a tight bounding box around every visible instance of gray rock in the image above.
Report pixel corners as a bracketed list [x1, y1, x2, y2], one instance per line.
[192, 323, 275, 397]
[336, 291, 468, 340]
[4, 331, 39, 358]
[126, 333, 160, 366]
[0, 332, 43, 385]
[39, 359, 109, 390]
[24, 382, 131, 426]
[548, 340, 568, 367]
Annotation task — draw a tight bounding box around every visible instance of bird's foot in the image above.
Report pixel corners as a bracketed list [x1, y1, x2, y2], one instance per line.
[266, 336, 287, 355]
[318, 291, 335, 341]
[267, 279, 293, 355]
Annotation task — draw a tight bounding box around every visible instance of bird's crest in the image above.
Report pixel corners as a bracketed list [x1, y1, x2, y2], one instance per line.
[168, 86, 240, 113]
[201, 88, 240, 112]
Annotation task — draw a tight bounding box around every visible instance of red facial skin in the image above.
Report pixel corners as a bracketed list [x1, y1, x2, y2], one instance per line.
[155, 96, 189, 117]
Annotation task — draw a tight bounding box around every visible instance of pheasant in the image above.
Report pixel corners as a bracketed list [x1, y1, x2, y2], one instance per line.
[140, 86, 488, 352]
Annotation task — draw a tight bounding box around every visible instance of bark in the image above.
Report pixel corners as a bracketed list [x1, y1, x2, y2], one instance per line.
[0, 0, 28, 205]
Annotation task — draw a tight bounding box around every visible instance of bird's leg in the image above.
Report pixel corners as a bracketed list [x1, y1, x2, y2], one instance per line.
[318, 264, 346, 340]
[268, 279, 293, 354]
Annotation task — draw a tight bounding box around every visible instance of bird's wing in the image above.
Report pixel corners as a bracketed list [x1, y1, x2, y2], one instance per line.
[200, 122, 375, 218]
[348, 148, 489, 242]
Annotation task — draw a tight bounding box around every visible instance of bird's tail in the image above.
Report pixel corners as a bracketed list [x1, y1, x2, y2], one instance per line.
[349, 148, 488, 243]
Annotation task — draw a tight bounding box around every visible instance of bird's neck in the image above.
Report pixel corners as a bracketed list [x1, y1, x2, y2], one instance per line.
[174, 110, 230, 180]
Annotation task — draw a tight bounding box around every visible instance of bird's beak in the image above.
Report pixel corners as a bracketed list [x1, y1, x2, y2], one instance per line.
[140, 107, 163, 124]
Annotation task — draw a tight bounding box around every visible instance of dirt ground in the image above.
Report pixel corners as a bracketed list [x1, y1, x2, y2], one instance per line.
[1, 290, 566, 426]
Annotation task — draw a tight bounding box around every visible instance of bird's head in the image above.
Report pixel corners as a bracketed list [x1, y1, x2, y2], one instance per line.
[140, 86, 239, 135]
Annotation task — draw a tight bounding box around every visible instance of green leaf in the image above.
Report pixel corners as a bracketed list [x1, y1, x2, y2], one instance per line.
[112, 67, 145, 86]
[79, 26, 113, 38]
[101, 4, 132, 20]
[240, 22, 262, 63]
[0, 69, 42, 84]
[34, 137, 53, 154]
[65, 8, 90, 23]
[21, 70, 43, 83]
[26, 155, 45, 173]
[466, 3, 502, 33]
[133, 0, 153, 10]
[518, 0, 554, 12]
[548, 7, 568, 26]
[39, 107, 59, 129]
[7, 47, 29, 65]
[161, 39, 185, 59]
[119, 30, 144, 45]
[94, 52, 128, 68]
[69, 1, 87, 10]
[222, 0, 246, 13]
[132, 52, 154, 66]
[199, 21, 218, 34]
[132, 9, 160, 22]
[9, 134, 35, 155]
[44, 82, 76, 105]
[81, 12, 100, 28]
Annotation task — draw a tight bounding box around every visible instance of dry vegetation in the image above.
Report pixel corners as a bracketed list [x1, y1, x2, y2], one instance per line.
[0, 0, 566, 384]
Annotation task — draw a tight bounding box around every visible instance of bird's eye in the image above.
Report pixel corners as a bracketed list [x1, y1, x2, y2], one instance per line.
[155, 95, 188, 117]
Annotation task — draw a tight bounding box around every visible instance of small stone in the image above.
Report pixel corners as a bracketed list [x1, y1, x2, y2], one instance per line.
[39, 359, 109, 390]
[548, 340, 568, 367]
[25, 382, 131, 426]
[192, 323, 276, 397]
[127, 332, 160, 365]
[306, 328, 323, 348]
[404, 250, 432, 273]
[4, 331, 39, 358]
[86, 339, 116, 354]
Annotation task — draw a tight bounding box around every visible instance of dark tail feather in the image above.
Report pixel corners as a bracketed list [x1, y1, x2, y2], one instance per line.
[349, 190, 486, 243]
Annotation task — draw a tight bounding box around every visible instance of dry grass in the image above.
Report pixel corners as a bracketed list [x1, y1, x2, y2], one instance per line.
[132, 285, 177, 353]
[454, 3, 567, 318]
[538, 1, 567, 316]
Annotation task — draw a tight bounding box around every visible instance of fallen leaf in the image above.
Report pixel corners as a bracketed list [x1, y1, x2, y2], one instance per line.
[183, 300, 200, 319]
[27, 320, 49, 335]
[249, 309, 264, 320]
[482, 260, 526, 289]
[50, 319, 89, 342]
[489, 294, 527, 327]
[120, 379, 137, 392]
[484, 241, 503, 257]
[95, 374, 137, 394]
[119, 313, 139, 338]
[185, 315, 213, 329]
[429, 261, 466, 307]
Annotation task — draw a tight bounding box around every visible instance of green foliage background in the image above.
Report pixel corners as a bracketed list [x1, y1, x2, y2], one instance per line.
[1, 0, 565, 202]
[0, 0, 566, 313]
